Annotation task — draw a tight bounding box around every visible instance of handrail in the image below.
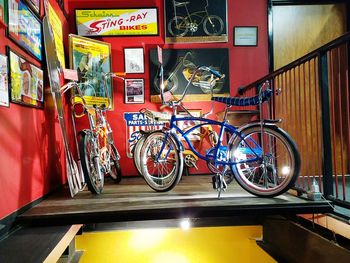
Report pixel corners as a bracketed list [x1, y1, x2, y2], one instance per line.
[240, 31, 350, 92]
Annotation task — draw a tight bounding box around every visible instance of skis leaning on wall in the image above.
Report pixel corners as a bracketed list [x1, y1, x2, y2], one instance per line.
[43, 16, 84, 197]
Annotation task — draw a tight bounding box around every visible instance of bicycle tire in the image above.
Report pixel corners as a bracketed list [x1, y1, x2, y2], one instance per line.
[140, 131, 183, 192]
[203, 15, 224, 36]
[230, 124, 300, 197]
[79, 132, 104, 194]
[110, 144, 122, 183]
[132, 134, 146, 176]
[168, 16, 189, 37]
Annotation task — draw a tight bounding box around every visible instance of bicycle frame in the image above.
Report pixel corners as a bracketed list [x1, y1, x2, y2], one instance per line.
[160, 114, 264, 169]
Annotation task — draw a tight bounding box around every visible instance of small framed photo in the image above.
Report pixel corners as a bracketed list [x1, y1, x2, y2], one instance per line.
[234, 26, 258, 46]
[0, 54, 9, 107]
[124, 78, 144, 104]
[124, 48, 144, 74]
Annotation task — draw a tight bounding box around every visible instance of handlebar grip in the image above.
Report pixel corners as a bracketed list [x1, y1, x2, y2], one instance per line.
[114, 72, 126, 77]
[208, 68, 223, 78]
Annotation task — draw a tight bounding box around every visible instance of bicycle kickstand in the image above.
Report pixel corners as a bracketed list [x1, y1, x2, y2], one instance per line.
[212, 173, 227, 199]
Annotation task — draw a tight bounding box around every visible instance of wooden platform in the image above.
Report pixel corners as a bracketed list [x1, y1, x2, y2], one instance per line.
[18, 176, 333, 226]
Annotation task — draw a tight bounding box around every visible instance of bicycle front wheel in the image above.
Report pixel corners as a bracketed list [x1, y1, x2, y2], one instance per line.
[140, 131, 183, 192]
[203, 15, 224, 36]
[168, 16, 189, 37]
[133, 133, 147, 176]
[79, 132, 104, 194]
[230, 124, 300, 197]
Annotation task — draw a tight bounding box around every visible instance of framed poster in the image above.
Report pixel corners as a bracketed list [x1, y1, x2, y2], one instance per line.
[0, 0, 5, 25]
[124, 48, 144, 74]
[234, 26, 258, 46]
[0, 54, 9, 107]
[8, 48, 44, 108]
[25, 0, 40, 17]
[69, 34, 113, 108]
[7, 0, 43, 61]
[75, 8, 158, 37]
[149, 48, 229, 102]
[164, 0, 228, 43]
[124, 78, 144, 104]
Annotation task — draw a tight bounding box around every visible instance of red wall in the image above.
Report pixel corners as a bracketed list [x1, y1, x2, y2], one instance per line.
[0, 0, 268, 220]
[68, 0, 269, 176]
[0, 0, 69, 220]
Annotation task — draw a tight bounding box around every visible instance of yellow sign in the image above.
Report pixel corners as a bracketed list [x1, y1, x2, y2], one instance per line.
[48, 2, 65, 68]
[75, 8, 158, 36]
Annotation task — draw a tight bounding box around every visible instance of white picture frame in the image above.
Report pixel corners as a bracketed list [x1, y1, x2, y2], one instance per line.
[124, 48, 144, 74]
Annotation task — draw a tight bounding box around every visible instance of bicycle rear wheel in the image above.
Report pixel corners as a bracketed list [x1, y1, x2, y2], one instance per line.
[168, 16, 189, 37]
[109, 144, 122, 183]
[79, 132, 104, 194]
[140, 131, 183, 192]
[230, 124, 300, 197]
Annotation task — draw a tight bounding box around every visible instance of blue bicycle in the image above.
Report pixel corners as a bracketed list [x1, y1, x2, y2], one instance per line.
[139, 65, 300, 197]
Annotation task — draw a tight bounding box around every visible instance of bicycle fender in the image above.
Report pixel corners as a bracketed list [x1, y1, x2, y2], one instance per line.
[78, 129, 93, 136]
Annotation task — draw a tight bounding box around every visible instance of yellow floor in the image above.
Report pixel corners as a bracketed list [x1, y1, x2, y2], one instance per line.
[76, 225, 276, 263]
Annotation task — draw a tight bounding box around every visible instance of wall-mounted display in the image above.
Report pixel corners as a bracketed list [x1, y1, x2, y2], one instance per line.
[125, 78, 144, 104]
[8, 49, 44, 108]
[0, 54, 9, 107]
[75, 8, 158, 37]
[0, 0, 5, 24]
[7, 0, 43, 61]
[234, 26, 258, 46]
[47, 1, 65, 68]
[25, 0, 40, 17]
[164, 0, 227, 43]
[124, 48, 144, 74]
[149, 48, 229, 102]
[69, 34, 113, 108]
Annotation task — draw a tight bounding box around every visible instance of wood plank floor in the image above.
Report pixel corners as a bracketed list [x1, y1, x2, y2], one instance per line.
[18, 175, 333, 226]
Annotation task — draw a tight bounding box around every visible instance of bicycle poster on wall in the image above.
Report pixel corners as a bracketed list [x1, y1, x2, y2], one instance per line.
[149, 47, 229, 102]
[69, 34, 113, 108]
[164, 0, 228, 43]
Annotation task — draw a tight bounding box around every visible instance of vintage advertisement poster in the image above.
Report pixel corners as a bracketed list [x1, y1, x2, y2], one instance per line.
[0, 54, 9, 107]
[123, 112, 166, 158]
[8, 49, 44, 108]
[69, 34, 112, 108]
[164, 0, 227, 43]
[47, 1, 65, 68]
[149, 47, 229, 102]
[75, 8, 158, 36]
[8, 0, 42, 61]
[125, 79, 144, 104]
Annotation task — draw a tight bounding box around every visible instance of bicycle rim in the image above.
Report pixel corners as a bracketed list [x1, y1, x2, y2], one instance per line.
[230, 125, 300, 197]
[80, 132, 104, 194]
[203, 15, 224, 36]
[168, 16, 189, 37]
[140, 131, 183, 192]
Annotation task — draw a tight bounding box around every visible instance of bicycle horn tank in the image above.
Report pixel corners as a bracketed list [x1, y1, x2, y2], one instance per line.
[43, 16, 82, 197]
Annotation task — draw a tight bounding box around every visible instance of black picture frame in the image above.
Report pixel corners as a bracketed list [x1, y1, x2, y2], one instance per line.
[124, 48, 145, 74]
[75, 8, 159, 37]
[7, 0, 43, 61]
[7, 47, 44, 109]
[164, 0, 228, 44]
[24, 0, 41, 17]
[124, 78, 145, 104]
[149, 48, 230, 103]
[233, 26, 258, 46]
[0, 54, 9, 107]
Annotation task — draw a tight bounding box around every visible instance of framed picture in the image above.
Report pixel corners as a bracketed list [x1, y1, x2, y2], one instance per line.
[149, 48, 229, 103]
[0, 54, 9, 107]
[0, 0, 5, 25]
[164, 0, 228, 44]
[124, 78, 144, 104]
[234, 26, 258, 46]
[69, 34, 113, 108]
[124, 48, 144, 74]
[24, 0, 40, 17]
[75, 8, 158, 37]
[8, 48, 44, 108]
[7, 0, 43, 61]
